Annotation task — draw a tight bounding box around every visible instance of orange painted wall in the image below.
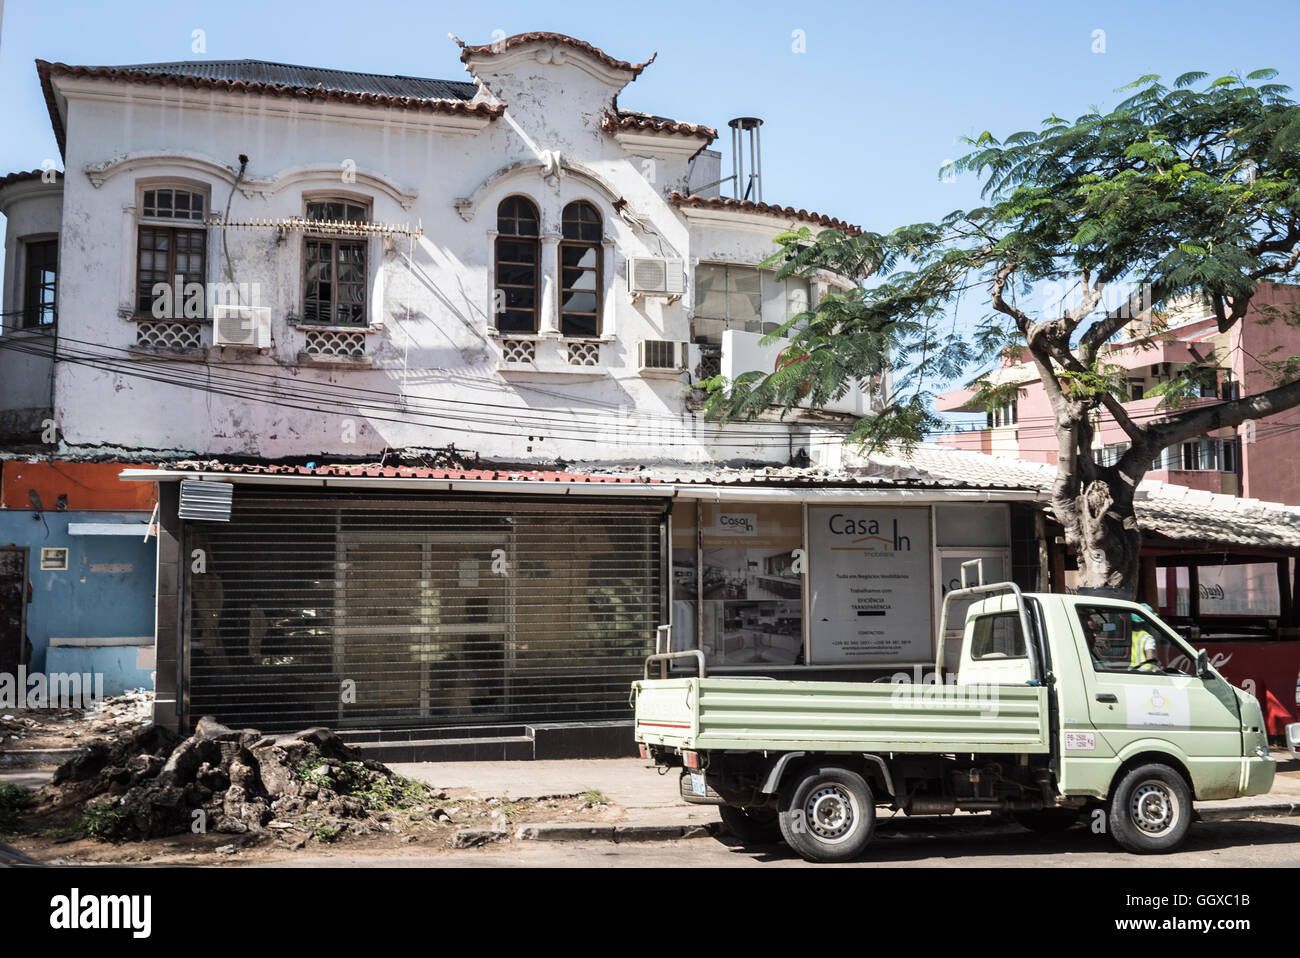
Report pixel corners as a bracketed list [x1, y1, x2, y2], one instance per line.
[0, 461, 156, 512]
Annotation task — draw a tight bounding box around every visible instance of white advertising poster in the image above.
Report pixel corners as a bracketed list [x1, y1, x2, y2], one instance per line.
[808, 506, 932, 664]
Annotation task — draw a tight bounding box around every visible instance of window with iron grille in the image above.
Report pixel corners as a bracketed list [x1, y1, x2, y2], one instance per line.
[302, 200, 369, 325]
[642, 340, 676, 369]
[560, 201, 601, 337]
[495, 196, 540, 334]
[1095, 441, 1130, 467]
[22, 239, 57, 328]
[1151, 437, 1237, 472]
[136, 226, 206, 315]
[136, 187, 207, 316]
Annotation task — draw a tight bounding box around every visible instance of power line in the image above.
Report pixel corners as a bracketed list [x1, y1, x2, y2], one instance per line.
[0, 336, 854, 452]
[2, 327, 872, 440]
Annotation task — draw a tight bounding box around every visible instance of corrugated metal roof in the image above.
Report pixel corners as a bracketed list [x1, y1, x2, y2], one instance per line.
[170, 461, 656, 483]
[866, 445, 1300, 551]
[133, 446, 1300, 550]
[103, 59, 477, 101]
[165, 458, 1040, 491]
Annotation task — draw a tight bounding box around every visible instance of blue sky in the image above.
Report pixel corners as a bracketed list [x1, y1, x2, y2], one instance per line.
[2, 0, 1298, 414]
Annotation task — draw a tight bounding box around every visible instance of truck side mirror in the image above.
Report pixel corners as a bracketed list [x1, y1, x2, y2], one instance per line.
[1196, 648, 1211, 679]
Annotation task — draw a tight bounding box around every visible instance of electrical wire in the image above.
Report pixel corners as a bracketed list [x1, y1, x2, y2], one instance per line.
[0, 335, 856, 452]
[0, 326, 865, 440]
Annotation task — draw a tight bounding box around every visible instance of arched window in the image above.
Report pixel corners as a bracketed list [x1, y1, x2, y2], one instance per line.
[495, 196, 540, 333]
[560, 201, 601, 337]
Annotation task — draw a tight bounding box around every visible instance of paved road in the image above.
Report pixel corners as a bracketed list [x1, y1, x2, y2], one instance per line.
[252, 814, 1300, 867]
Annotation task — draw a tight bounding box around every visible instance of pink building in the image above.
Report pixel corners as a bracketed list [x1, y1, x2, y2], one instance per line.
[936, 283, 1300, 505]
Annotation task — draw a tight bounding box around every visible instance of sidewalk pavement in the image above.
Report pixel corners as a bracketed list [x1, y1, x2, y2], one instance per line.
[391, 748, 1300, 841]
[5, 750, 1296, 846]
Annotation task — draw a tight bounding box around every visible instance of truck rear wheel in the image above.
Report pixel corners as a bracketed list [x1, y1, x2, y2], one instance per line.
[719, 805, 782, 846]
[778, 765, 875, 863]
[1108, 763, 1192, 854]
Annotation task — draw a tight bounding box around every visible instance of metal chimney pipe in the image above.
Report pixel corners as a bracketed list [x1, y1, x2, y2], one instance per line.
[728, 117, 764, 203]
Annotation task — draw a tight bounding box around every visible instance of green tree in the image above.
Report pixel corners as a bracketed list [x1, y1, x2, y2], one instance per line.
[706, 71, 1300, 597]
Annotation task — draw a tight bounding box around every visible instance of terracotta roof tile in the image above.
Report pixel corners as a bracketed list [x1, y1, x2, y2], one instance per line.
[602, 110, 717, 144]
[455, 32, 656, 77]
[668, 191, 861, 236]
[0, 169, 60, 190]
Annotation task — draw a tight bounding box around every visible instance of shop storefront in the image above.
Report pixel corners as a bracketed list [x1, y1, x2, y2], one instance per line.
[130, 463, 1044, 747]
[669, 498, 1026, 677]
[178, 487, 666, 733]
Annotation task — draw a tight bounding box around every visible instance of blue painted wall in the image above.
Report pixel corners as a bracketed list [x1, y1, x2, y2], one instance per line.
[0, 510, 156, 683]
[45, 645, 155, 695]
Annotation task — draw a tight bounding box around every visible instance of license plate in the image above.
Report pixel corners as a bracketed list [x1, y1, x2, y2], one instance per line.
[690, 771, 707, 796]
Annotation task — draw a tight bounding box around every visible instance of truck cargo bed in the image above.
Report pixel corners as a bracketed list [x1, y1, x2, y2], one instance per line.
[633, 677, 1050, 754]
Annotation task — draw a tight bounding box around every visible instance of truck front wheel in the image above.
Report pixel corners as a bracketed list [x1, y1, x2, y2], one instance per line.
[778, 766, 875, 863]
[1108, 763, 1192, 854]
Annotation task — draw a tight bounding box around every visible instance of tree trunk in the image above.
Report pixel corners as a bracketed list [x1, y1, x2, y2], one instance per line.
[1054, 476, 1141, 599]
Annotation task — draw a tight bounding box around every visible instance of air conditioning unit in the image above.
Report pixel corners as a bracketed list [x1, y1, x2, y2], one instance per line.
[213, 305, 271, 348]
[637, 339, 688, 374]
[628, 257, 685, 298]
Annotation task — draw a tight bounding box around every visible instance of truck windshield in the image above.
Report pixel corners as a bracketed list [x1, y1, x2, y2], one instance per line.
[1075, 606, 1198, 676]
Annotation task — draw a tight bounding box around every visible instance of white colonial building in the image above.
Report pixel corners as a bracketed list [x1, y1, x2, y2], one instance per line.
[12, 32, 874, 468]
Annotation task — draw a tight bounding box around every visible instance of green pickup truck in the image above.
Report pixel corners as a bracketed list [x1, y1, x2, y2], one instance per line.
[632, 582, 1275, 862]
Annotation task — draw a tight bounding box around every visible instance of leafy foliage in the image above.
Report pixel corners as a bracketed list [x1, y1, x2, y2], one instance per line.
[79, 797, 130, 840]
[0, 783, 37, 833]
[704, 71, 1300, 465]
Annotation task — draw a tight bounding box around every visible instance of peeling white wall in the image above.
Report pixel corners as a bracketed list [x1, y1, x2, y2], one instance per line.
[43, 45, 856, 466]
[0, 179, 62, 427]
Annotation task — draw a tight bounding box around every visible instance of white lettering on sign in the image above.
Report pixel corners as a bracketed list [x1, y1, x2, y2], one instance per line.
[1064, 730, 1096, 751]
[1125, 685, 1190, 730]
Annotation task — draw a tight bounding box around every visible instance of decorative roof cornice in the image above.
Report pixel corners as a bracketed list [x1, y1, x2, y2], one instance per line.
[454, 32, 656, 77]
[601, 110, 717, 144]
[669, 191, 861, 236]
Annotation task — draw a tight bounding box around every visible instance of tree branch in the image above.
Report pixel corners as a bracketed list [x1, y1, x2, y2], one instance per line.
[1145, 377, 1300, 449]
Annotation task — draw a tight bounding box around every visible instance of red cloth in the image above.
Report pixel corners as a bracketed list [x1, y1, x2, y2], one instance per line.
[1198, 642, 1300, 736]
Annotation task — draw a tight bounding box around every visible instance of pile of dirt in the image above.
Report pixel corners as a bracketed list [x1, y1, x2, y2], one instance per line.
[40, 715, 439, 843]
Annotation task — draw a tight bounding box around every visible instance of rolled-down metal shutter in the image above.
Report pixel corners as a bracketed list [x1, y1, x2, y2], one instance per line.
[183, 489, 665, 732]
